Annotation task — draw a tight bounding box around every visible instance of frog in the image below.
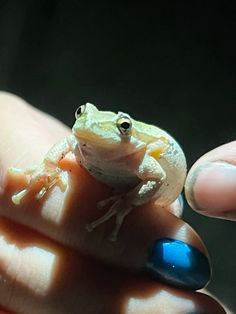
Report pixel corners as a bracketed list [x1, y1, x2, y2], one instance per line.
[8, 103, 187, 241]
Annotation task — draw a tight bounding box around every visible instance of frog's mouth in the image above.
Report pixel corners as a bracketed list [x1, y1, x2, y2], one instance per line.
[74, 126, 146, 160]
[76, 133, 115, 146]
[74, 128, 133, 148]
[73, 129, 118, 146]
[78, 137, 146, 162]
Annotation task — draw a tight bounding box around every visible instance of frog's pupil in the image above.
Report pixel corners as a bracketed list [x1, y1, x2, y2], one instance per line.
[121, 121, 130, 129]
[77, 107, 82, 115]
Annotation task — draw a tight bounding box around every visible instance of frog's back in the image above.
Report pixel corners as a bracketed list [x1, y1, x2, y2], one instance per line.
[132, 118, 172, 143]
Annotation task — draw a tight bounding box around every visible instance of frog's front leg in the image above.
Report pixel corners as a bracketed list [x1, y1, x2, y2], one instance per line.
[10, 135, 76, 205]
[86, 155, 166, 241]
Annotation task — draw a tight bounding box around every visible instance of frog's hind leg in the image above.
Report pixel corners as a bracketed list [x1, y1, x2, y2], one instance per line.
[86, 177, 161, 241]
[86, 196, 133, 241]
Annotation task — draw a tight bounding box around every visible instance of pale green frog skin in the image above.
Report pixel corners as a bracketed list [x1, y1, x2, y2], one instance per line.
[10, 103, 187, 241]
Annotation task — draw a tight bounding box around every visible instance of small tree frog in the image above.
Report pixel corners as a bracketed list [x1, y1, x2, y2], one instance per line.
[9, 103, 187, 241]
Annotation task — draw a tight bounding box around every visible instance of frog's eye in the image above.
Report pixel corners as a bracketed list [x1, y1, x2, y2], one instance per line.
[116, 116, 132, 137]
[75, 104, 86, 119]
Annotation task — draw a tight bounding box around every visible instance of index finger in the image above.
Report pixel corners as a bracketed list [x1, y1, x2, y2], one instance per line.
[0, 92, 211, 290]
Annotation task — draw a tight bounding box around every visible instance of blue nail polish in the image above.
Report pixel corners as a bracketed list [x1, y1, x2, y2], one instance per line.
[146, 238, 211, 290]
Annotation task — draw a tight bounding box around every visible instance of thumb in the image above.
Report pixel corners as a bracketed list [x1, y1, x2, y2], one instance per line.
[185, 141, 236, 220]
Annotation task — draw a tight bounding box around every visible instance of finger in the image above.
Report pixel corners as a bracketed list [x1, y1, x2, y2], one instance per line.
[0, 218, 226, 314]
[0, 93, 210, 290]
[185, 141, 236, 220]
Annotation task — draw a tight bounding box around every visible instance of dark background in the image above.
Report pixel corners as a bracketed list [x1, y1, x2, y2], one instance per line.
[0, 1, 235, 311]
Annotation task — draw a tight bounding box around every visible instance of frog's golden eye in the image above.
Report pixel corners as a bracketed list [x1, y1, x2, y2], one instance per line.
[116, 116, 132, 137]
[75, 104, 86, 119]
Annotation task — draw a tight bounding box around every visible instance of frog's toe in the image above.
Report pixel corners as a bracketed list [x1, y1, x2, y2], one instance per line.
[8, 166, 37, 176]
[36, 187, 47, 199]
[85, 223, 94, 232]
[36, 171, 66, 199]
[86, 204, 118, 233]
[109, 233, 117, 242]
[8, 167, 24, 175]
[97, 195, 118, 209]
[12, 189, 28, 205]
[58, 172, 67, 192]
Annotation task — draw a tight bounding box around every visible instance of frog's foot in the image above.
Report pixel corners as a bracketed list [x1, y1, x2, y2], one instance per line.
[35, 173, 66, 200]
[10, 166, 67, 205]
[86, 195, 133, 241]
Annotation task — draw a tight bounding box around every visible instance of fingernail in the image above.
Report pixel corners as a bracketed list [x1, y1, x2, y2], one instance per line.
[190, 162, 236, 216]
[146, 238, 211, 290]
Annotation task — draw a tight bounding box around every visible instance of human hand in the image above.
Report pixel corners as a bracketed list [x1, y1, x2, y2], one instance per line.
[0, 92, 226, 314]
